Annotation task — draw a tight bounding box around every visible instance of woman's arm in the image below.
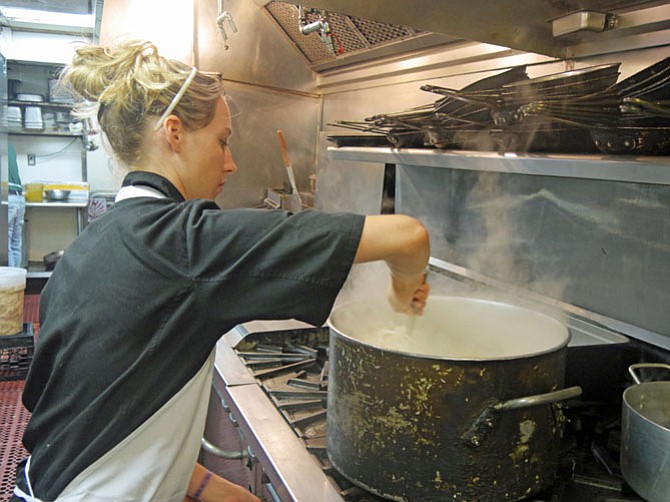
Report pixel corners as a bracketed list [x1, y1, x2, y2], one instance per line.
[354, 214, 430, 314]
[184, 462, 260, 502]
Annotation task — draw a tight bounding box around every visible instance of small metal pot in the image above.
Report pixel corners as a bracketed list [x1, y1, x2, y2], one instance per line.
[621, 363, 670, 502]
[327, 296, 582, 501]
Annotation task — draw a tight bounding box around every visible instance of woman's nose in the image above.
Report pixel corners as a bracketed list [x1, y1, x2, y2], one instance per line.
[225, 150, 238, 173]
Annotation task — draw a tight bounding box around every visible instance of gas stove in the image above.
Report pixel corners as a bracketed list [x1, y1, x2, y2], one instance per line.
[207, 313, 652, 502]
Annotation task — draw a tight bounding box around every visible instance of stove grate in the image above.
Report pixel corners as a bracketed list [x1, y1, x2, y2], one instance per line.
[233, 327, 646, 502]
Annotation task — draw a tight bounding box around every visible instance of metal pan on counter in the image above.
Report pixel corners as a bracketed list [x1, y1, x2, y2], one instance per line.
[621, 363, 670, 502]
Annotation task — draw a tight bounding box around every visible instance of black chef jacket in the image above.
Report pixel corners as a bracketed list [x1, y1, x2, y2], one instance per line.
[15, 171, 364, 501]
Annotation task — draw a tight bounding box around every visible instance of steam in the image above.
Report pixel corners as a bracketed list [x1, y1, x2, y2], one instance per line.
[323, 149, 578, 334]
[462, 172, 572, 303]
[335, 261, 391, 309]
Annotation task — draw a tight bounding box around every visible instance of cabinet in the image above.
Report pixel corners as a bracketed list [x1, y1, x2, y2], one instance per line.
[7, 60, 88, 278]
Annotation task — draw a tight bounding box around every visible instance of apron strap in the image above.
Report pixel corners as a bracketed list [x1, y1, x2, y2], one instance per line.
[13, 456, 45, 502]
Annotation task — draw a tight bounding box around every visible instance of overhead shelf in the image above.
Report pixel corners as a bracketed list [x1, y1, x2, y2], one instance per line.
[8, 100, 72, 110]
[9, 130, 81, 138]
[327, 146, 670, 185]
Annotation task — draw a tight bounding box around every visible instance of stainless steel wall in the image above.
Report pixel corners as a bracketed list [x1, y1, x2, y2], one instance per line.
[196, 0, 321, 209]
[317, 43, 670, 349]
[398, 162, 670, 349]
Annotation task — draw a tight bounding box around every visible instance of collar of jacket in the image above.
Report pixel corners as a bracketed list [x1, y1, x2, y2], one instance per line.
[121, 171, 185, 202]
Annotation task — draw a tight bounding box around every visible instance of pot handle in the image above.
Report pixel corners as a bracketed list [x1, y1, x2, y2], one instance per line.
[628, 363, 670, 384]
[461, 386, 582, 447]
[493, 386, 582, 412]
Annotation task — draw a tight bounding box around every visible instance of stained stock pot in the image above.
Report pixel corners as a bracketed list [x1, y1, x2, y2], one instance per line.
[327, 296, 582, 501]
[621, 363, 670, 502]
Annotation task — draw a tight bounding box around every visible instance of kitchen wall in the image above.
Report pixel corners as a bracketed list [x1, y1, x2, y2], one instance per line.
[1, 27, 121, 262]
[100, 0, 323, 209]
[194, 0, 322, 208]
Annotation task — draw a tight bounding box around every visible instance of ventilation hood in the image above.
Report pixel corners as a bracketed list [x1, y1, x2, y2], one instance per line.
[270, 0, 670, 60]
[263, 1, 459, 71]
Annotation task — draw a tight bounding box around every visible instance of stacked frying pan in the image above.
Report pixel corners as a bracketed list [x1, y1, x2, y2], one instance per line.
[329, 55, 670, 155]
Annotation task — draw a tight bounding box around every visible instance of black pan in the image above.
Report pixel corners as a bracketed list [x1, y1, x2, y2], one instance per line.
[326, 134, 393, 147]
[611, 55, 670, 100]
[502, 63, 620, 93]
[621, 97, 670, 119]
[590, 126, 670, 155]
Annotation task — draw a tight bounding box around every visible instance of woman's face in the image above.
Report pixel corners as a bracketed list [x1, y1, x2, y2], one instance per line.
[180, 96, 237, 200]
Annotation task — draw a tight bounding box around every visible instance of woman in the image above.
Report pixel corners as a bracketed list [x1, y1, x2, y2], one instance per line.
[12, 40, 429, 502]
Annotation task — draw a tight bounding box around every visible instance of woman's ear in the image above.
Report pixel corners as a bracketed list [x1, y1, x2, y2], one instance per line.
[162, 115, 183, 153]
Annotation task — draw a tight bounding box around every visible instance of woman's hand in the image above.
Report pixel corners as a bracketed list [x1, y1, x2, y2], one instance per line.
[354, 214, 431, 314]
[389, 270, 430, 315]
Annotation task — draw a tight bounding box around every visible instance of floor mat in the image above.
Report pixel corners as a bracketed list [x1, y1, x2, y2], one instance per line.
[0, 380, 29, 501]
[0, 295, 39, 500]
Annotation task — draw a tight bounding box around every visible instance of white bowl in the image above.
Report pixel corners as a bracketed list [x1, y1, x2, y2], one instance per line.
[24, 106, 44, 129]
[7, 106, 21, 121]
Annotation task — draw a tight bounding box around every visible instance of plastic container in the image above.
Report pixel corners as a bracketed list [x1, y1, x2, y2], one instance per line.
[0, 267, 27, 336]
[0, 324, 34, 380]
[25, 183, 44, 202]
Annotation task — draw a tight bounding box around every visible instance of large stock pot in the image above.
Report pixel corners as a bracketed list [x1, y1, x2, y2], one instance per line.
[327, 296, 582, 502]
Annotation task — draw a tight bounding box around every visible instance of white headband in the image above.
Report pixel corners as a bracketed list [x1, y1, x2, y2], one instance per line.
[154, 67, 198, 131]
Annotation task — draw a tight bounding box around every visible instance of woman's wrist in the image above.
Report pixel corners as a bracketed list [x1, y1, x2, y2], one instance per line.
[191, 471, 212, 502]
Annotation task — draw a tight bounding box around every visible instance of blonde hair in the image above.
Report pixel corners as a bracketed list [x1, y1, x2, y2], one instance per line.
[61, 40, 224, 168]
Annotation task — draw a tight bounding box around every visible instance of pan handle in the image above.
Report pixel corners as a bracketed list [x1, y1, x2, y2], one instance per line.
[628, 363, 670, 384]
[419, 84, 499, 110]
[621, 97, 670, 118]
[493, 386, 582, 412]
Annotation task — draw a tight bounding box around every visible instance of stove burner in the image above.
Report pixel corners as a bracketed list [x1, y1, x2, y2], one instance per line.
[234, 327, 645, 502]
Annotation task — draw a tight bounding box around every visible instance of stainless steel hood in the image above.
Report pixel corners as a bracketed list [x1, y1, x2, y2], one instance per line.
[276, 0, 670, 59]
[263, 0, 459, 71]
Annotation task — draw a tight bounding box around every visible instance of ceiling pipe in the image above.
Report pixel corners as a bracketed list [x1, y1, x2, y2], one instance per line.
[298, 5, 341, 55]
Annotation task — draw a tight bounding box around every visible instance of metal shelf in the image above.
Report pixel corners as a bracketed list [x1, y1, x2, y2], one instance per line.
[26, 200, 88, 208]
[8, 99, 72, 110]
[327, 146, 670, 186]
[9, 130, 81, 138]
[26, 261, 52, 279]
